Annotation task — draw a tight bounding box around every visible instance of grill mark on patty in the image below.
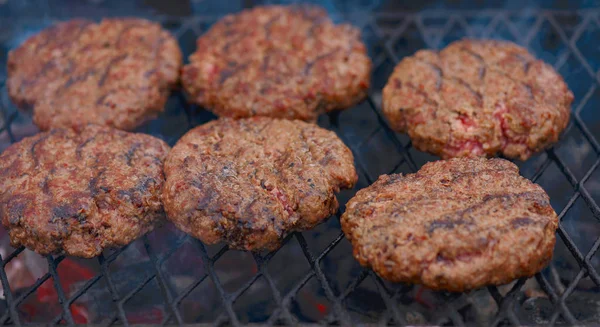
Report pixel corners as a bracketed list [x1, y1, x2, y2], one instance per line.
[88, 169, 107, 197]
[75, 130, 114, 159]
[304, 49, 339, 75]
[144, 68, 157, 78]
[117, 177, 156, 204]
[263, 14, 282, 40]
[427, 191, 546, 233]
[511, 216, 535, 228]
[95, 91, 112, 106]
[58, 69, 97, 95]
[451, 77, 483, 107]
[151, 35, 167, 58]
[23, 59, 76, 89]
[405, 82, 439, 106]
[459, 46, 486, 80]
[436, 167, 510, 184]
[195, 188, 216, 212]
[115, 23, 147, 48]
[219, 62, 250, 84]
[189, 177, 203, 191]
[252, 118, 273, 136]
[95, 87, 137, 106]
[364, 169, 509, 207]
[221, 32, 251, 53]
[382, 174, 405, 186]
[124, 143, 142, 166]
[293, 4, 325, 21]
[514, 54, 532, 73]
[428, 217, 471, 232]
[415, 58, 443, 91]
[298, 125, 339, 189]
[306, 17, 327, 37]
[97, 54, 129, 86]
[480, 191, 547, 204]
[460, 46, 485, 62]
[260, 54, 272, 73]
[415, 53, 485, 107]
[51, 203, 80, 221]
[299, 126, 317, 165]
[34, 20, 92, 52]
[30, 130, 60, 167]
[40, 175, 51, 195]
[492, 68, 536, 101]
[370, 195, 462, 217]
[5, 200, 28, 225]
[524, 84, 534, 99]
[142, 153, 164, 165]
[433, 217, 550, 263]
[76, 136, 96, 159]
[432, 63, 443, 91]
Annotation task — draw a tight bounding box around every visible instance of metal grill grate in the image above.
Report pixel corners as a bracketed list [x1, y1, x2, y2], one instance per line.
[1, 5, 600, 326]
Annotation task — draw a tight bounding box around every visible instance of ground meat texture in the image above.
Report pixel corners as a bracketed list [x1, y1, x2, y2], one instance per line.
[181, 5, 371, 121]
[0, 125, 170, 258]
[163, 117, 357, 251]
[341, 158, 558, 292]
[382, 39, 573, 160]
[7, 18, 182, 131]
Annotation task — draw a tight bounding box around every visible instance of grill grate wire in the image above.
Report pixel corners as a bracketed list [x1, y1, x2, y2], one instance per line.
[0, 6, 600, 326]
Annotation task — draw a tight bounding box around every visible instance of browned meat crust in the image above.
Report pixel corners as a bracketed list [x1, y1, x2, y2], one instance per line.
[341, 158, 558, 292]
[382, 39, 573, 160]
[0, 125, 170, 258]
[181, 5, 371, 121]
[7, 18, 182, 131]
[162, 117, 357, 251]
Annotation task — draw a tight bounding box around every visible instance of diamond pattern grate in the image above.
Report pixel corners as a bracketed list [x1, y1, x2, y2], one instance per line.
[0, 4, 600, 326]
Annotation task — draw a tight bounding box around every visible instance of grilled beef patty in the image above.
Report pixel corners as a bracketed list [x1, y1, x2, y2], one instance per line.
[382, 39, 573, 160]
[182, 5, 371, 121]
[341, 158, 558, 291]
[7, 18, 182, 131]
[0, 125, 170, 257]
[163, 117, 357, 251]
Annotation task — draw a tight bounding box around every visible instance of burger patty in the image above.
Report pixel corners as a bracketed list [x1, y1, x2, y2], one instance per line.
[7, 18, 182, 131]
[181, 5, 372, 121]
[0, 125, 170, 258]
[382, 39, 573, 160]
[162, 117, 357, 251]
[341, 158, 558, 292]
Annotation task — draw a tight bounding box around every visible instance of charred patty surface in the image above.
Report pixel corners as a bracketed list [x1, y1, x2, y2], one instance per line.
[7, 18, 182, 131]
[181, 5, 371, 121]
[382, 39, 573, 160]
[0, 125, 170, 257]
[163, 117, 357, 251]
[341, 158, 558, 292]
